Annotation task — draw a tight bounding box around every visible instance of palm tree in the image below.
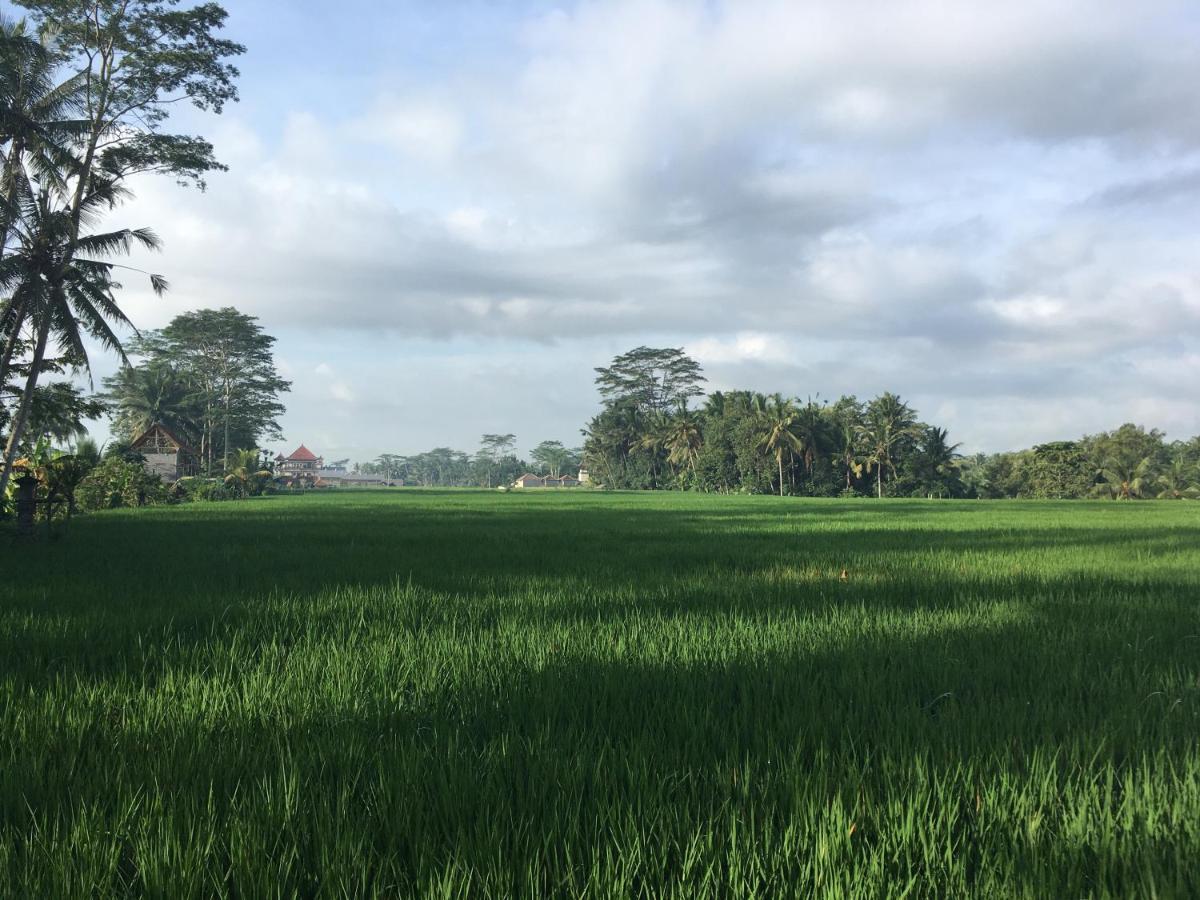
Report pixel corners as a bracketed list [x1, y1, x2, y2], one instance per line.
[791, 399, 829, 476]
[42, 451, 94, 518]
[0, 183, 166, 502]
[102, 362, 199, 444]
[223, 447, 271, 497]
[918, 425, 963, 498]
[857, 393, 919, 498]
[835, 421, 863, 491]
[0, 17, 89, 385]
[1155, 453, 1199, 500]
[664, 409, 704, 480]
[637, 414, 676, 487]
[757, 397, 802, 497]
[1092, 455, 1155, 500]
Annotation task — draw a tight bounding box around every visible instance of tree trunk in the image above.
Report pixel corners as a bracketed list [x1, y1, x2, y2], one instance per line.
[777, 453, 784, 497]
[0, 293, 29, 390]
[877, 465, 883, 499]
[222, 383, 231, 473]
[0, 317, 49, 503]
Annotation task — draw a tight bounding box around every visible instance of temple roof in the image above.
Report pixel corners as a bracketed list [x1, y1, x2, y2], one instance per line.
[286, 444, 319, 461]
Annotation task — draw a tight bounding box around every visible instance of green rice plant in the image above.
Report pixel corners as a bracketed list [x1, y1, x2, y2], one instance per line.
[1, 491, 1198, 897]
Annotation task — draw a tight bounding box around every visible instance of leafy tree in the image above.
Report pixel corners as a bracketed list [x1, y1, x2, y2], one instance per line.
[1025, 442, 1092, 499]
[24, 380, 103, 443]
[530, 440, 577, 478]
[476, 433, 516, 487]
[375, 453, 406, 485]
[582, 397, 655, 490]
[594, 346, 705, 415]
[154, 308, 290, 472]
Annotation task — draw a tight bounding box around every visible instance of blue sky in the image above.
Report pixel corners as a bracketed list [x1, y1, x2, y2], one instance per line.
[24, 0, 1200, 461]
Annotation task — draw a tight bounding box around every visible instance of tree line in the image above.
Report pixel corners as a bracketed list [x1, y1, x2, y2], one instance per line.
[581, 347, 1200, 499]
[358, 438, 581, 488]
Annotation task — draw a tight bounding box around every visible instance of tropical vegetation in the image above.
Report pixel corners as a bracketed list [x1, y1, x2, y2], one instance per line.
[0, 0, 243, 512]
[581, 347, 1200, 500]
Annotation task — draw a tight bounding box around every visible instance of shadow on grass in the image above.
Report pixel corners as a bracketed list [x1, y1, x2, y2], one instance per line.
[2, 583, 1197, 896]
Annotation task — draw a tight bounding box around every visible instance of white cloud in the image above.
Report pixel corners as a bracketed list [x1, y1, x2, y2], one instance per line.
[98, 0, 1200, 455]
[360, 95, 463, 163]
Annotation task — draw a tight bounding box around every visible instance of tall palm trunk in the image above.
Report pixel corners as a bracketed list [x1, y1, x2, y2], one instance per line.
[0, 294, 29, 387]
[777, 451, 784, 498]
[0, 138, 30, 389]
[0, 315, 49, 502]
[876, 464, 882, 499]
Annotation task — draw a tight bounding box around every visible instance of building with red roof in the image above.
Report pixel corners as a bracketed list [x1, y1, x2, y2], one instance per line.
[277, 444, 323, 479]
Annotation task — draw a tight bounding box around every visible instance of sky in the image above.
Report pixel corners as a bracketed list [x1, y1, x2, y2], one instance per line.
[35, 0, 1200, 460]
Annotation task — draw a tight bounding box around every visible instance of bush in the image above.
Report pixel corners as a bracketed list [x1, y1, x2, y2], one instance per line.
[171, 477, 232, 503]
[77, 458, 167, 511]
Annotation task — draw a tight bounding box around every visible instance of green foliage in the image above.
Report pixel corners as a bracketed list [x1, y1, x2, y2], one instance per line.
[530, 440, 579, 478]
[1025, 442, 1093, 499]
[155, 308, 290, 472]
[593, 346, 706, 415]
[222, 448, 271, 498]
[75, 455, 165, 510]
[101, 359, 199, 445]
[1, 0, 241, 502]
[1, 492, 1198, 895]
[170, 475, 229, 503]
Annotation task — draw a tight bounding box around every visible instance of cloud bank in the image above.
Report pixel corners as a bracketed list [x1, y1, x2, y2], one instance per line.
[108, 0, 1199, 457]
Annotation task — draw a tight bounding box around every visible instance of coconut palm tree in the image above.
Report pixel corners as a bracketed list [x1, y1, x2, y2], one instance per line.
[835, 421, 864, 491]
[1092, 455, 1155, 500]
[664, 409, 704, 480]
[101, 361, 199, 444]
[791, 399, 829, 476]
[857, 393, 919, 498]
[917, 425, 963, 498]
[1154, 453, 1198, 500]
[757, 396, 802, 497]
[223, 447, 271, 498]
[1, 17, 90, 385]
[0, 182, 166, 502]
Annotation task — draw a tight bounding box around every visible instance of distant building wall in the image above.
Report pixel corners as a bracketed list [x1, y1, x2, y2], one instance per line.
[143, 452, 179, 481]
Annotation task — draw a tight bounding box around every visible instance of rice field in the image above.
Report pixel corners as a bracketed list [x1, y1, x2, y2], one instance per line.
[1, 490, 1198, 898]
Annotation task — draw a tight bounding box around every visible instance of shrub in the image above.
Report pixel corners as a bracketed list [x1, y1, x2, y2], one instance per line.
[77, 458, 167, 511]
[171, 477, 231, 503]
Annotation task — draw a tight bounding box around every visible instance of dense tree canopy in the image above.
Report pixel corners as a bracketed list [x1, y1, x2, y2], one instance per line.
[594, 346, 706, 415]
[581, 347, 1199, 500]
[101, 308, 289, 472]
